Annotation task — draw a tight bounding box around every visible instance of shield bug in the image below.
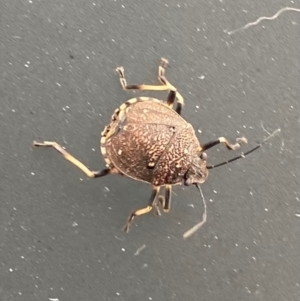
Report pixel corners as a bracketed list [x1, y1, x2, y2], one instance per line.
[33, 58, 279, 234]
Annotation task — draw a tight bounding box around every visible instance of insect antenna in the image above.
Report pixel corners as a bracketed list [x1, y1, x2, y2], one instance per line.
[183, 183, 207, 238]
[207, 128, 281, 170]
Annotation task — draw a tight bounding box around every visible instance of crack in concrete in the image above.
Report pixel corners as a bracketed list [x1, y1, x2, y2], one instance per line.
[227, 7, 300, 35]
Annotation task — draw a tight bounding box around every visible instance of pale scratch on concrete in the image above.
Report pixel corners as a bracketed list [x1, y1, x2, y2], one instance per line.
[134, 244, 146, 256]
[261, 122, 283, 152]
[228, 7, 300, 35]
[279, 139, 285, 154]
[261, 122, 271, 136]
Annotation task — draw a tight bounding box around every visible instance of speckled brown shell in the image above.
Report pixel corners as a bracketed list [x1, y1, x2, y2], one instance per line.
[100, 97, 201, 186]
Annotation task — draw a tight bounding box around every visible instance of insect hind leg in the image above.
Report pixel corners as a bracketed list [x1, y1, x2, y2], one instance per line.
[116, 58, 184, 115]
[158, 58, 184, 115]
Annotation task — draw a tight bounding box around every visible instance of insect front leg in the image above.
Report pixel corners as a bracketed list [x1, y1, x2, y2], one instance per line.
[201, 136, 248, 152]
[154, 185, 172, 215]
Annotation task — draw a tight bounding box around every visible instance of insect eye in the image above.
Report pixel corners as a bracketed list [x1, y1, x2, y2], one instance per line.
[200, 152, 207, 160]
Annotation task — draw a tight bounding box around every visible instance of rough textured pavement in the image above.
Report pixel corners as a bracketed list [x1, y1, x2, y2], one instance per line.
[1, 1, 299, 300]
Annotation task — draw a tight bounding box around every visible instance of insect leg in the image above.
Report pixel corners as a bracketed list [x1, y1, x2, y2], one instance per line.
[154, 185, 172, 215]
[154, 196, 164, 216]
[33, 141, 118, 178]
[123, 186, 160, 232]
[166, 90, 177, 108]
[115, 58, 184, 115]
[158, 58, 184, 115]
[116, 66, 170, 91]
[162, 185, 172, 212]
[201, 136, 248, 152]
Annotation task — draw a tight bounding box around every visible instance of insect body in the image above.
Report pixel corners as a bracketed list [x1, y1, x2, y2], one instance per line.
[34, 58, 277, 233]
[101, 97, 208, 187]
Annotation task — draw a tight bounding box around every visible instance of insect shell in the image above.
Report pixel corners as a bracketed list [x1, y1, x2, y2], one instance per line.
[100, 97, 209, 188]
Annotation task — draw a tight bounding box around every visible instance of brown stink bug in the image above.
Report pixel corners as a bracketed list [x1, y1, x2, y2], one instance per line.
[34, 58, 279, 234]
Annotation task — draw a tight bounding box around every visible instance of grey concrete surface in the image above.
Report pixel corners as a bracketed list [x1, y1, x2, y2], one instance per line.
[1, 1, 299, 300]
